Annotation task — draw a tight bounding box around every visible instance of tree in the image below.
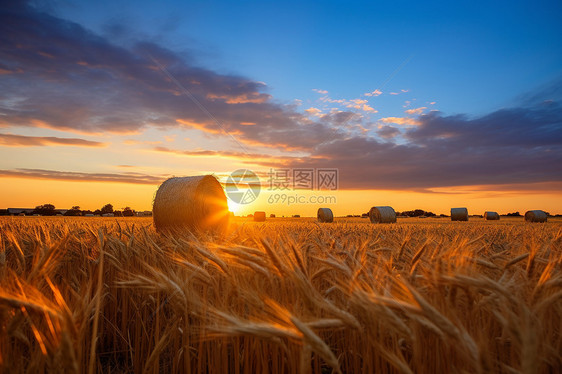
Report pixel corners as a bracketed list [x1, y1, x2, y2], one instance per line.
[32, 204, 56, 216]
[398, 209, 436, 217]
[64, 206, 82, 216]
[101, 204, 113, 215]
[122, 207, 135, 217]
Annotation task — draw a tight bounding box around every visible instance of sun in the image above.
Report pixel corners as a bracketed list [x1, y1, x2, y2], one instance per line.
[227, 199, 240, 214]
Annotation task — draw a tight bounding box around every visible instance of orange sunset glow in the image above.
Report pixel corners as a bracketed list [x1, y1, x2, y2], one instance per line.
[1, 0, 561, 216]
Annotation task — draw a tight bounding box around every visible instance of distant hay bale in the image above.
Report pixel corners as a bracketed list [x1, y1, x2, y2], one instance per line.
[317, 208, 334, 223]
[525, 210, 547, 223]
[369, 206, 396, 223]
[153, 175, 229, 233]
[254, 211, 266, 222]
[269, 214, 276, 218]
[451, 208, 469, 221]
[484, 211, 500, 220]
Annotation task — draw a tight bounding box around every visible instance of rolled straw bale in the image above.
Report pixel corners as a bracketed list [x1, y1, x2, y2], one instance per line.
[254, 211, 266, 222]
[525, 210, 547, 223]
[317, 208, 334, 223]
[270, 214, 276, 218]
[153, 175, 229, 233]
[451, 207, 469, 221]
[369, 206, 396, 223]
[484, 211, 500, 220]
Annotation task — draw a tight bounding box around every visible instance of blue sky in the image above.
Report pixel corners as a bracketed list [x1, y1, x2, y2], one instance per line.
[49, 0, 562, 117]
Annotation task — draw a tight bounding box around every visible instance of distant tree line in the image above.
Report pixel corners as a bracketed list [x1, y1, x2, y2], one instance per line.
[397, 209, 437, 217]
[26, 203, 139, 217]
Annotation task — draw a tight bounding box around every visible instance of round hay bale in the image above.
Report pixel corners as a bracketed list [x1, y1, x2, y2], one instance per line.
[525, 210, 547, 223]
[254, 211, 266, 222]
[270, 214, 276, 218]
[369, 206, 396, 223]
[451, 207, 469, 221]
[484, 211, 500, 220]
[317, 208, 334, 223]
[153, 175, 229, 233]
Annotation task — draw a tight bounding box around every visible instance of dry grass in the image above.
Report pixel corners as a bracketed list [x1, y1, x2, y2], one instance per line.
[1, 216, 561, 373]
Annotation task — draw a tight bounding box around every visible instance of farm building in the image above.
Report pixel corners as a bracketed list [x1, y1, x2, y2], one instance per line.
[6, 208, 68, 216]
[7, 208, 35, 216]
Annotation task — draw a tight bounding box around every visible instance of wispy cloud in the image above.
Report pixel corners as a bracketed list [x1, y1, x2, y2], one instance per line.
[379, 117, 420, 126]
[305, 107, 322, 116]
[0, 133, 106, 147]
[364, 89, 382, 97]
[319, 96, 377, 114]
[152, 146, 311, 166]
[0, 168, 166, 185]
[312, 89, 328, 94]
[344, 99, 377, 113]
[404, 107, 427, 115]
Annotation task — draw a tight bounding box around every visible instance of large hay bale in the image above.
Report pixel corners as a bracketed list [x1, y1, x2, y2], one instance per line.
[451, 207, 469, 221]
[153, 175, 229, 233]
[317, 208, 334, 223]
[525, 210, 547, 223]
[484, 211, 500, 220]
[254, 211, 266, 222]
[369, 206, 396, 223]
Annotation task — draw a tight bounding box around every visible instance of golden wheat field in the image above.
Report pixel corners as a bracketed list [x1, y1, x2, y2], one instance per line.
[0, 216, 561, 373]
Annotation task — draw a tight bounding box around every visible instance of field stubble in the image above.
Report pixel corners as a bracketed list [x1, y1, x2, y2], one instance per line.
[0, 216, 561, 373]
